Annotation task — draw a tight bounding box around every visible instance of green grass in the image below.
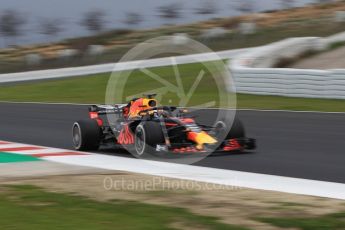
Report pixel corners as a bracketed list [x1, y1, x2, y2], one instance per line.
[257, 212, 345, 230]
[268, 201, 317, 211]
[1, 62, 345, 112]
[0, 62, 231, 108]
[237, 94, 345, 112]
[0, 185, 246, 230]
[328, 41, 345, 50]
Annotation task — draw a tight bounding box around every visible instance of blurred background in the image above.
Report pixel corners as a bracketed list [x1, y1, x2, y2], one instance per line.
[0, 0, 344, 73]
[0, 3, 345, 229]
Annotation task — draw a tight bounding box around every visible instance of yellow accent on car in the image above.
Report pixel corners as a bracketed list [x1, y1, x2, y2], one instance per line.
[194, 132, 217, 150]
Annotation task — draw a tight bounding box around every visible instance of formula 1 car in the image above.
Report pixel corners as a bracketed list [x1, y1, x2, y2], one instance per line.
[72, 94, 255, 157]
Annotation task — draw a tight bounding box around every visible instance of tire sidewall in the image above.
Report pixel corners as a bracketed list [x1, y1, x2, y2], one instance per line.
[214, 118, 245, 141]
[72, 119, 101, 151]
[134, 123, 146, 156]
[133, 121, 165, 158]
[72, 122, 83, 150]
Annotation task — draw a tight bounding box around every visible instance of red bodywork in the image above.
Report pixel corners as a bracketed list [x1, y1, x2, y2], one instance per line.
[89, 112, 103, 126]
[118, 124, 134, 145]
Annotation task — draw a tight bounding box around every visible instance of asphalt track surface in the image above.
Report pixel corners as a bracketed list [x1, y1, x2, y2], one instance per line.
[0, 102, 344, 183]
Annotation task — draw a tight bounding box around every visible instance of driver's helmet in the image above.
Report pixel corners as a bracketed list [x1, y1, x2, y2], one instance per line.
[128, 98, 157, 118]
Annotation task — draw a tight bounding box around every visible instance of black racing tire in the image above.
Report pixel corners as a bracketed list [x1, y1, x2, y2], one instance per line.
[228, 118, 245, 139]
[134, 121, 165, 158]
[214, 118, 245, 141]
[72, 119, 101, 151]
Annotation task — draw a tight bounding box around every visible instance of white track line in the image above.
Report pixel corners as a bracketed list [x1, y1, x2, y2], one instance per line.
[45, 154, 345, 200]
[0, 143, 30, 148]
[0, 48, 247, 84]
[4, 148, 75, 155]
[2, 140, 344, 200]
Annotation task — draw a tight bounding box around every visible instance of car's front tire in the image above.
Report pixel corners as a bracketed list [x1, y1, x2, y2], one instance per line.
[214, 118, 245, 141]
[134, 121, 165, 158]
[72, 119, 101, 151]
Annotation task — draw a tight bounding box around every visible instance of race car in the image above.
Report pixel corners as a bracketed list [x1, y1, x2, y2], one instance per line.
[72, 94, 255, 157]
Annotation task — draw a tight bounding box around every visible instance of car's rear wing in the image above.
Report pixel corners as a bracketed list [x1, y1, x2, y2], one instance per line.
[89, 104, 127, 115]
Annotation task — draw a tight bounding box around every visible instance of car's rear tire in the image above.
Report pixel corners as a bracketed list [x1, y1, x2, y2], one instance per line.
[72, 119, 101, 151]
[134, 121, 165, 158]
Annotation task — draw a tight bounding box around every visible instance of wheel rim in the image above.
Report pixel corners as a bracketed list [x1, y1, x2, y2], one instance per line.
[135, 126, 145, 156]
[214, 121, 227, 141]
[72, 123, 82, 149]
